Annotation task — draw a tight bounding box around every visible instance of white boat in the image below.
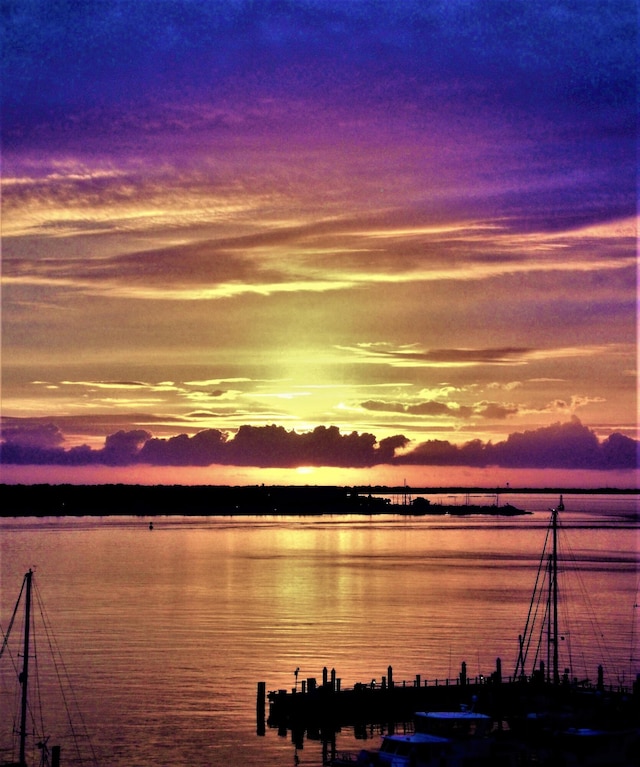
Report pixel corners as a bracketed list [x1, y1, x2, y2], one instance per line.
[414, 707, 492, 738]
[333, 706, 497, 767]
[332, 731, 453, 767]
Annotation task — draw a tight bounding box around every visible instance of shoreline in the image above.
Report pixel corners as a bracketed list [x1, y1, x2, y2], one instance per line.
[1, 484, 636, 518]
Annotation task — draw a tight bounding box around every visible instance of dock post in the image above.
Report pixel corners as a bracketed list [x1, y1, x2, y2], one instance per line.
[388, 665, 393, 688]
[256, 681, 266, 735]
[331, 667, 336, 691]
[51, 746, 60, 767]
[415, 674, 421, 688]
[460, 661, 467, 686]
[495, 658, 502, 684]
[323, 667, 328, 686]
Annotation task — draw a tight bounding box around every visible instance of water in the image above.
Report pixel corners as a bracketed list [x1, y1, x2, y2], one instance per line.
[1, 493, 638, 767]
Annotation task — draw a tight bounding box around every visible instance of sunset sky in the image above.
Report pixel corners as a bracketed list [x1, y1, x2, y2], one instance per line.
[1, 1, 637, 487]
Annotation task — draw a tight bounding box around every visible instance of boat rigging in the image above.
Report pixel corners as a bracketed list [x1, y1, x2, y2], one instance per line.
[1, 570, 98, 767]
[514, 496, 569, 684]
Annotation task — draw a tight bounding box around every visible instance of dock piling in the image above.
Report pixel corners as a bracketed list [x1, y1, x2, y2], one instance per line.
[256, 681, 266, 735]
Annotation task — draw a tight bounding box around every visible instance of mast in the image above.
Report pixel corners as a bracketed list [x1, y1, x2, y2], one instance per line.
[551, 504, 559, 685]
[513, 496, 564, 683]
[546, 554, 552, 683]
[19, 570, 33, 767]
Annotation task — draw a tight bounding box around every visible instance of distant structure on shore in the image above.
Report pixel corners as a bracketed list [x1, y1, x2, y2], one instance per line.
[406, 496, 528, 516]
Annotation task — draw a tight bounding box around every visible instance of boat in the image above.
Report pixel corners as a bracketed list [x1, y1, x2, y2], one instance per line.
[331, 497, 638, 767]
[507, 497, 639, 765]
[332, 704, 500, 766]
[414, 706, 492, 739]
[268, 495, 637, 764]
[0, 570, 97, 767]
[332, 731, 454, 767]
[0, 570, 55, 767]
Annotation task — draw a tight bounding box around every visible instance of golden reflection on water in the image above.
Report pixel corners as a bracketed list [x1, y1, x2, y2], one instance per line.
[1, 499, 638, 767]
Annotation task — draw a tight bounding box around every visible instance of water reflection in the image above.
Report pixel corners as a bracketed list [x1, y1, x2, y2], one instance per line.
[0, 495, 637, 767]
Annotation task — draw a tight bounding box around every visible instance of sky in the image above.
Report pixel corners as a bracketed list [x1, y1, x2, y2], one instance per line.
[1, 0, 638, 488]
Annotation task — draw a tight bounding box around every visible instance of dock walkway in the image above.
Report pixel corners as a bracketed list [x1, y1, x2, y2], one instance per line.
[258, 660, 639, 733]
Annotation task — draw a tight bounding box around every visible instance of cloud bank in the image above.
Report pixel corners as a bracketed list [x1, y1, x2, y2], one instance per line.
[1, 418, 636, 471]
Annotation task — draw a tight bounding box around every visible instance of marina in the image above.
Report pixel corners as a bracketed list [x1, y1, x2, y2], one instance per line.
[260, 501, 639, 765]
[261, 660, 638, 764]
[1, 493, 638, 766]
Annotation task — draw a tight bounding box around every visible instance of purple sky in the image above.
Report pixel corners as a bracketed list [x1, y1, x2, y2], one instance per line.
[1, 1, 637, 486]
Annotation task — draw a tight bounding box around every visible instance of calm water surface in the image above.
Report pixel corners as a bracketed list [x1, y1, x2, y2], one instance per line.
[1, 493, 638, 767]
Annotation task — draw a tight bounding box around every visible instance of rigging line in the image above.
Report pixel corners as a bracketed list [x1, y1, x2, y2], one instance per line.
[34, 581, 84, 761]
[34, 580, 82, 760]
[531, 592, 550, 675]
[1, 576, 32, 766]
[30, 603, 46, 751]
[34, 579, 99, 767]
[559, 526, 619, 682]
[564, 623, 574, 681]
[3, 628, 23, 761]
[519, 542, 551, 677]
[556, 578, 576, 680]
[0, 576, 26, 660]
[0, 624, 22, 681]
[556, 526, 585, 681]
[513, 522, 552, 677]
[525, 569, 549, 675]
[552, 528, 573, 680]
[629, 578, 640, 673]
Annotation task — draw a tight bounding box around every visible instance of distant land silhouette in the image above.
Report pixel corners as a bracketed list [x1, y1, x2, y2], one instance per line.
[1, 484, 637, 518]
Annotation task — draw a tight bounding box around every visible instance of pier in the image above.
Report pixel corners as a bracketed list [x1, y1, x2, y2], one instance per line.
[258, 660, 639, 737]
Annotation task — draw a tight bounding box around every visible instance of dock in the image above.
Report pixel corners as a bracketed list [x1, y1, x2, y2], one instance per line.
[258, 659, 639, 738]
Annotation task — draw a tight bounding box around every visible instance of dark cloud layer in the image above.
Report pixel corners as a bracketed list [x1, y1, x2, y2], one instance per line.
[1, 418, 636, 471]
[399, 419, 638, 470]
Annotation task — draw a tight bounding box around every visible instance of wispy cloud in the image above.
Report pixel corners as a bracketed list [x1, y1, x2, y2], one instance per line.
[339, 343, 619, 369]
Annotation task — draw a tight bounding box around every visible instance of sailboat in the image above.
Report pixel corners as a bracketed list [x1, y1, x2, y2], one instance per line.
[509, 497, 639, 765]
[1, 570, 97, 767]
[514, 495, 564, 685]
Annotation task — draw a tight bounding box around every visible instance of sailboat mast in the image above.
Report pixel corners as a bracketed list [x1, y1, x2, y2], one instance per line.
[19, 569, 32, 767]
[546, 555, 552, 683]
[551, 506, 559, 685]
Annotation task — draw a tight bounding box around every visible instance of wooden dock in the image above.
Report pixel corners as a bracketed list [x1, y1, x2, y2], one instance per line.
[258, 660, 639, 734]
